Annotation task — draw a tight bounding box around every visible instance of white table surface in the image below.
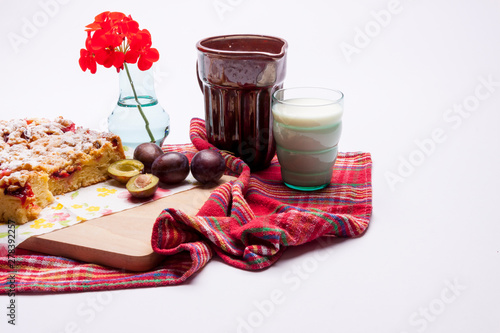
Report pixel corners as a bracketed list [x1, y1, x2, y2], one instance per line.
[1, 0, 499, 332]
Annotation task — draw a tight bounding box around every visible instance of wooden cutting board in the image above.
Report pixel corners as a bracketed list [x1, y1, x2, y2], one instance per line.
[19, 176, 234, 272]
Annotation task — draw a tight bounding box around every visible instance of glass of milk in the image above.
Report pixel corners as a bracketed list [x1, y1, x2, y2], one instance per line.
[272, 87, 344, 191]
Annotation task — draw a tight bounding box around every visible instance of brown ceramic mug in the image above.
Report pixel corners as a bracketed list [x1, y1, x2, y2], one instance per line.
[196, 34, 288, 170]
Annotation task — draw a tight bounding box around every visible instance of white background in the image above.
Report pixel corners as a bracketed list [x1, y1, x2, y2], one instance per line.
[1, 0, 500, 332]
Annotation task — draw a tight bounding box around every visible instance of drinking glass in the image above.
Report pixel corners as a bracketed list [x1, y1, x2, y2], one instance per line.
[272, 87, 344, 191]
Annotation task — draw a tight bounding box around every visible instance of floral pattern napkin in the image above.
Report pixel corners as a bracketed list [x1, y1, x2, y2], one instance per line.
[0, 177, 197, 246]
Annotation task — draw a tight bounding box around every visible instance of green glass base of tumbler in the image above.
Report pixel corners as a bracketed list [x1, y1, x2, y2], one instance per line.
[284, 182, 329, 191]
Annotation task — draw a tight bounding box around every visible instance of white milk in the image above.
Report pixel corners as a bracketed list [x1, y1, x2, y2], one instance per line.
[272, 97, 343, 188]
[272, 98, 343, 127]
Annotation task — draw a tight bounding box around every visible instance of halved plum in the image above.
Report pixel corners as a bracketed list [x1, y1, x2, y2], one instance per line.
[126, 174, 159, 198]
[108, 159, 144, 184]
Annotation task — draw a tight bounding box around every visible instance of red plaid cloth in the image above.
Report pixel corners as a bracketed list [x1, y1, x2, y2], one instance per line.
[0, 118, 372, 293]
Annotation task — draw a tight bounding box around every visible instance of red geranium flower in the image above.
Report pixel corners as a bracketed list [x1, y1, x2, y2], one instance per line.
[79, 35, 96, 73]
[79, 48, 97, 74]
[78, 11, 159, 73]
[124, 29, 159, 71]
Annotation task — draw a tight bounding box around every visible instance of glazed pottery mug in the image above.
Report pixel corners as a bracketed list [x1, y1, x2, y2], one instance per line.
[196, 34, 288, 170]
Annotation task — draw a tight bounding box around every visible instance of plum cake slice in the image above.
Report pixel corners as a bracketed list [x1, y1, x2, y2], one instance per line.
[0, 117, 125, 224]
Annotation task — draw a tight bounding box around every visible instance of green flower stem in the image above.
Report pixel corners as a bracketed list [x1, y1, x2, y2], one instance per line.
[123, 62, 155, 143]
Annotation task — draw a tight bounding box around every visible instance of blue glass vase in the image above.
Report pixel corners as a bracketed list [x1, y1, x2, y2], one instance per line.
[108, 63, 170, 152]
